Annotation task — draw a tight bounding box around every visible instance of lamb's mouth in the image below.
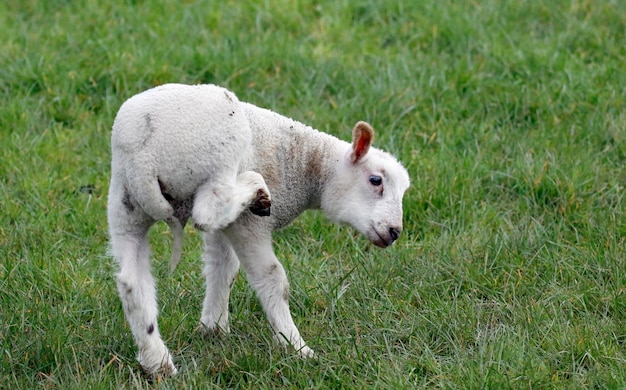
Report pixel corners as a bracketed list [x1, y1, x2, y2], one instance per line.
[372, 230, 390, 248]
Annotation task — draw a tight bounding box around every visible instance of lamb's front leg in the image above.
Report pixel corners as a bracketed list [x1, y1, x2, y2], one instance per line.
[200, 230, 240, 334]
[227, 229, 314, 357]
[193, 171, 271, 232]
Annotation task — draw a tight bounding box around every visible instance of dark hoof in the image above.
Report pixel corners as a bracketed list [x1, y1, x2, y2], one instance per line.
[251, 206, 271, 216]
[250, 189, 271, 217]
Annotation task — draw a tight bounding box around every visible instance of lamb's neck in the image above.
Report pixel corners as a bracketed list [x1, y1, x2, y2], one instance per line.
[244, 103, 349, 227]
[279, 124, 342, 210]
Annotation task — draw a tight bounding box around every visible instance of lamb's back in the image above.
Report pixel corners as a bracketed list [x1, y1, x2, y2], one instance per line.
[111, 84, 252, 199]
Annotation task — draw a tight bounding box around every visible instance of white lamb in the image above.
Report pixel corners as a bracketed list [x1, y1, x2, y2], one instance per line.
[107, 83, 410, 377]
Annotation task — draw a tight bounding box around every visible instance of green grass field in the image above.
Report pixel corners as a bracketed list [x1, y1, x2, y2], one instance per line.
[1, 0, 625, 388]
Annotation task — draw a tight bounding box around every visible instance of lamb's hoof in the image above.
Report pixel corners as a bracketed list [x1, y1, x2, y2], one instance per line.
[250, 188, 271, 217]
[199, 320, 230, 338]
[298, 346, 315, 358]
[138, 349, 177, 379]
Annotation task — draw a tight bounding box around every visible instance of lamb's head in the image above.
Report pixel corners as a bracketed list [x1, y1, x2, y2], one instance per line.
[322, 122, 410, 248]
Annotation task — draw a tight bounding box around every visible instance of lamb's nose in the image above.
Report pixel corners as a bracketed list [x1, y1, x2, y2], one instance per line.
[389, 227, 401, 243]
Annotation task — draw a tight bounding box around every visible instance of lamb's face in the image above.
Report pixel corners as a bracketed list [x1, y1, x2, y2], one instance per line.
[322, 122, 410, 248]
[325, 148, 410, 247]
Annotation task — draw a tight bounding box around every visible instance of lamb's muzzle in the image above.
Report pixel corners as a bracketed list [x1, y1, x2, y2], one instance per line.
[389, 227, 401, 242]
[372, 226, 402, 248]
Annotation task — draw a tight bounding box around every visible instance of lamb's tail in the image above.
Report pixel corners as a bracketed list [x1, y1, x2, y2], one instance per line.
[127, 174, 186, 273]
[128, 174, 174, 221]
[125, 173, 184, 272]
[166, 217, 184, 274]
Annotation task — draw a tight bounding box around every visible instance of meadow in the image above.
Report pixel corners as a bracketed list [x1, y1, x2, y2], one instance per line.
[1, 0, 625, 388]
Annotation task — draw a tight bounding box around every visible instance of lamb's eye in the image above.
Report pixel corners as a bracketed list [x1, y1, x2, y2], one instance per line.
[369, 175, 383, 186]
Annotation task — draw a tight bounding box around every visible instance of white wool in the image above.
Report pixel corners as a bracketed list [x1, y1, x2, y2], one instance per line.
[107, 84, 410, 376]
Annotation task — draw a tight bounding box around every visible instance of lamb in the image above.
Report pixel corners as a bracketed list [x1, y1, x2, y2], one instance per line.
[107, 83, 411, 377]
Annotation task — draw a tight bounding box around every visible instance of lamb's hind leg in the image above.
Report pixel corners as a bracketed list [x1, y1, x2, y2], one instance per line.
[112, 232, 176, 376]
[193, 171, 271, 232]
[199, 230, 240, 334]
[108, 184, 176, 376]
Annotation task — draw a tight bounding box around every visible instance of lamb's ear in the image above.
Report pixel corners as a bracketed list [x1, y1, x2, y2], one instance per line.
[350, 121, 374, 164]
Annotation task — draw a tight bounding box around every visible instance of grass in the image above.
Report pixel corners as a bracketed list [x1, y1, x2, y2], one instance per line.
[1, 0, 625, 388]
